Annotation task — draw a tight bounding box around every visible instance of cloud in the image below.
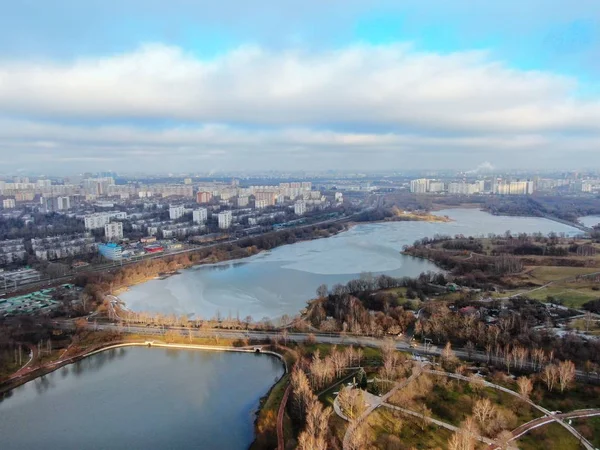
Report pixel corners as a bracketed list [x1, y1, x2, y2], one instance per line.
[1, 43, 600, 131]
[0, 42, 599, 171]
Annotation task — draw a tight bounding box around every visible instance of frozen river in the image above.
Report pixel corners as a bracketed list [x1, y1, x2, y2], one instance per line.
[120, 208, 580, 320]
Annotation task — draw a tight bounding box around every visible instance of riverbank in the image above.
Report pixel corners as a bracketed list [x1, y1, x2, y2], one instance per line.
[106, 221, 351, 298]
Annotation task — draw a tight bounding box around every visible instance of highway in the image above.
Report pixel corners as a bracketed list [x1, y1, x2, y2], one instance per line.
[78, 322, 597, 382]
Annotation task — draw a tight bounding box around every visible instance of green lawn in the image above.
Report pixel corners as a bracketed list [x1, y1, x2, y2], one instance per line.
[517, 422, 584, 450]
[573, 416, 600, 448]
[517, 286, 598, 308]
[420, 377, 539, 428]
[532, 383, 600, 411]
[369, 408, 454, 450]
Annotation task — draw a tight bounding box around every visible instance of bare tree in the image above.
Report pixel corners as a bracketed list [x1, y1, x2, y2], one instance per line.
[517, 376, 533, 398]
[495, 430, 516, 450]
[346, 422, 369, 450]
[473, 398, 496, 431]
[337, 386, 366, 420]
[316, 284, 328, 299]
[297, 397, 331, 450]
[356, 348, 364, 367]
[557, 360, 576, 393]
[448, 416, 479, 450]
[543, 364, 558, 392]
[291, 367, 313, 421]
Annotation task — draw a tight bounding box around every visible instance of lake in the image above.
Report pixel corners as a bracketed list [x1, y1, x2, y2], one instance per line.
[580, 215, 600, 228]
[120, 208, 580, 320]
[0, 347, 284, 450]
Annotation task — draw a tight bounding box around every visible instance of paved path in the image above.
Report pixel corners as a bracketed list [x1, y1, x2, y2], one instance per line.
[382, 403, 496, 446]
[510, 409, 600, 442]
[11, 343, 36, 378]
[341, 364, 424, 449]
[277, 384, 292, 450]
[425, 370, 596, 450]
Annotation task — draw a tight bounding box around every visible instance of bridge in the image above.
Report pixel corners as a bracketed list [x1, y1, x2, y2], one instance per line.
[540, 214, 594, 234]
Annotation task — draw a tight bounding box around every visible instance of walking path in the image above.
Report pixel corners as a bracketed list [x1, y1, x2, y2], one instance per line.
[425, 369, 596, 450]
[335, 366, 597, 450]
[277, 384, 292, 450]
[341, 364, 424, 449]
[509, 409, 600, 442]
[11, 343, 36, 378]
[382, 402, 496, 446]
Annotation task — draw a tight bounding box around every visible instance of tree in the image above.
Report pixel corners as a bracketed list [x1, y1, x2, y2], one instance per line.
[517, 376, 533, 398]
[473, 398, 496, 431]
[316, 284, 328, 298]
[448, 416, 479, 450]
[346, 422, 369, 450]
[337, 386, 366, 420]
[557, 360, 576, 393]
[495, 430, 515, 450]
[291, 367, 313, 421]
[543, 364, 558, 392]
[297, 397, 331, 450]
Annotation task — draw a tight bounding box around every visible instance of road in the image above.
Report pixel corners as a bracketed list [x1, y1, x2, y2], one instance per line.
[74, 321, 597, 383]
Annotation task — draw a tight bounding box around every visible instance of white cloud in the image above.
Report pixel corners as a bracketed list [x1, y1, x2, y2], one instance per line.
[1, 43, 599, 132]
[0, 42, 599, 171]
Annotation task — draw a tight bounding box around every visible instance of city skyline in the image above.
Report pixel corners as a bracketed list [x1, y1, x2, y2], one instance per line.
[1, 1, 600, 173]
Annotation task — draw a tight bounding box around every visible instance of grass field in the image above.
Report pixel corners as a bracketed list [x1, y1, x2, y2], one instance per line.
[527, 266, 600, 283]
[368, 408, 454, 450]
[532, 383, 600, 411]
[522, 285, 598, 308]
[573, 416, 600, 448]
[517, 422, 584, 450]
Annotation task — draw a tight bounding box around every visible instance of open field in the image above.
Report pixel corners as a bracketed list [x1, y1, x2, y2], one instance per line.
[522, 286, 598, 308]
[367, 408, 455, 450]
[526, 266, 600, 283]
[517, 422, 584, 450]
[532, 383, 600, 411]
[573, 416, 600, 448]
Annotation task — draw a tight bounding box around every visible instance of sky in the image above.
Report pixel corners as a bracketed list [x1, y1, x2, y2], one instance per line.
[1, 1, 600, 174]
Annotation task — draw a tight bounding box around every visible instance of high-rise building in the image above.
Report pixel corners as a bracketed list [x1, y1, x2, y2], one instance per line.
[184, 178, 192, 185]
[294, 200, 306, 216]
[2, 199, 16, 209]
[105, 222, 124, 241]
[169, 205, 185, 220]
[196, 191, 213, 204]
[410, 179, 430, 194]
[428, 181, 445, 193]
[84, 212, 127, 230]
[236, 196, 249, 207]
[193, 208, 208, 224]
[217, 210, 232, 229]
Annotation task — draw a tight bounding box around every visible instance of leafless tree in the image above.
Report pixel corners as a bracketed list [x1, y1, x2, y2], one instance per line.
[448, 416, 479, 450]
[557, 360, 576, 393]
[337, 386, 366, 420]
[543, 364, 558, 392]
[473, 398, 496, 431]
[517, 376, 533, 398]
[297, 397, 331, 450]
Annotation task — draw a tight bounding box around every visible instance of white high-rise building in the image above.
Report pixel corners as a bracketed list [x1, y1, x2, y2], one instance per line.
[428, 182, 445, 193]
[294, 200, 306, 216]
[84, 212, 127, 230]
[410, 178, 430, 194]
[2, 198, 16, 209]
[193, 208, 208, 224]
[105, 222, 124, 241]
[217, 211, 232, 229]
[169, 205, 185, 220]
